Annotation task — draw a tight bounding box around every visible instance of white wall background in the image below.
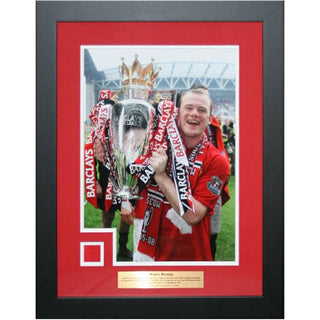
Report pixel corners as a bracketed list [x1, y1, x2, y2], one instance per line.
[1, 1, 320, 319]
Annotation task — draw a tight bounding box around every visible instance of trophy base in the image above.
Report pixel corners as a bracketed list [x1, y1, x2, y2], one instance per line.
[116, 186, 142, 200]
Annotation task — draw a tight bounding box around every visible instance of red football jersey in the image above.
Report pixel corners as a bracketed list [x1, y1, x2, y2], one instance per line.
[155, 142, 229, 261]
[206, 117, 231, 205]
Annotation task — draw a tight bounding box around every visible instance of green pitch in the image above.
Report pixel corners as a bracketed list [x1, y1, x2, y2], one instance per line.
[215, 174, 236, 261]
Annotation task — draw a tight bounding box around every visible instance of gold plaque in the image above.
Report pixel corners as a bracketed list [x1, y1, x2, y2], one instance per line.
[118, 271, 203, 289]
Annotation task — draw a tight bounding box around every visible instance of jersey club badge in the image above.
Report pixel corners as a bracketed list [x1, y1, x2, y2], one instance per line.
[207, 176, 223, 195]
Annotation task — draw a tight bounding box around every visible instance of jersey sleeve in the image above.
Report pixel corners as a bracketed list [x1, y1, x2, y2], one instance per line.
[192, 147, 229, 214]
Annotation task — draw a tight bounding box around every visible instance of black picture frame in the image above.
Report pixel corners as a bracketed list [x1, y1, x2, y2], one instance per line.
[36, 1, 284, 318]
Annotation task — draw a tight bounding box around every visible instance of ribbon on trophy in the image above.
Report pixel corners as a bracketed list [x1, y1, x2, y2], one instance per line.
[128, 98, 195, 216]
[166, 112, 195, 216]
[84, 89, 118, 211]
[128, 99, 174, 194]
[84, 127, 98, 208]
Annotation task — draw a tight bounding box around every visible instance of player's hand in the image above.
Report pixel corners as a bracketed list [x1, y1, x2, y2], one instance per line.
[150, 147, 168, 176]
[94, 139, 106, 164]
[120, 200, 134, 225]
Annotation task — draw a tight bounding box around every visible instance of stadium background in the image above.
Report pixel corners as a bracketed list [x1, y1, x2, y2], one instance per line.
[83, 47, 236, 126]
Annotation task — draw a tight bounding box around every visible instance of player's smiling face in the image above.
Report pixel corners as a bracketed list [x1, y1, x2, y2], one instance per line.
[178, 91, 212, 148]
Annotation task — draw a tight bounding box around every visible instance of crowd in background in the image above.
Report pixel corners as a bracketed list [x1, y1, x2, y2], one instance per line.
[215, 115, 236, 176]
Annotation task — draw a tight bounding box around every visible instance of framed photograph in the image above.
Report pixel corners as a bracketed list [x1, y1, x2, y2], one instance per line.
[36, 1, 284, 318]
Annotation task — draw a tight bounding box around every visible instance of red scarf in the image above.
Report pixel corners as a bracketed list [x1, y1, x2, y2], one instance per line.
[137, 134, 208, 259]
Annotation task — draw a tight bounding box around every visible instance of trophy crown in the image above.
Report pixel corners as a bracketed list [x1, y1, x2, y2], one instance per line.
[120, 55, 161, 89]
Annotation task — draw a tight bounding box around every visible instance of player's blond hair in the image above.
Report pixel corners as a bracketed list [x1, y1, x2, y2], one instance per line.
[180, 89, 213, 114]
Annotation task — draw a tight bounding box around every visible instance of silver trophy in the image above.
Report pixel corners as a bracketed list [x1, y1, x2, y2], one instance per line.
[108, 57, 160, 199]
